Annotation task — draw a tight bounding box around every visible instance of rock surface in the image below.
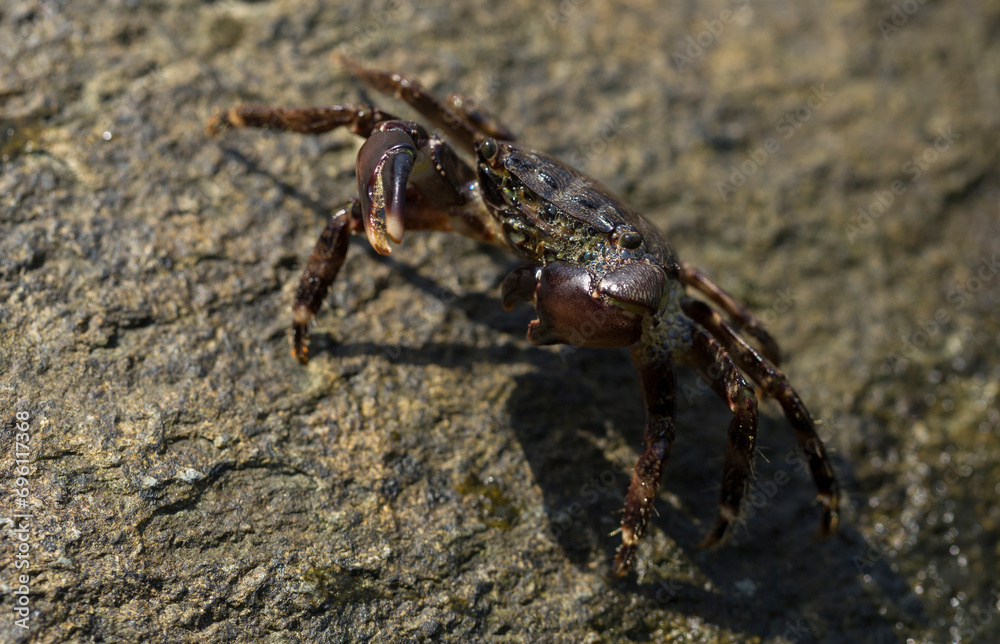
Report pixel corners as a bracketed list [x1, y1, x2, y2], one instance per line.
[2, 0, 999, 642]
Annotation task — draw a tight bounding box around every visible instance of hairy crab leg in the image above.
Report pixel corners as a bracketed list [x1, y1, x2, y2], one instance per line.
[337, 55, 516, 152]
[681, 297, 839, 536]
[292, 200, 362, 363]
[680, 263, 782, 365]
[615, 346, 677, 576]
[205, 102, 426, 252]
[290, 187, 465, 363]
[205, 104, 402, 138]
[685, 324, 760, 548]
[444, 93, 516, 142]
[207, 57, 517, 150]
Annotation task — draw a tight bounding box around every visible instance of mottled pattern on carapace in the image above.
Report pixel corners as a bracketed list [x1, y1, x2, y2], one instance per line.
[484, 146, 678, 277]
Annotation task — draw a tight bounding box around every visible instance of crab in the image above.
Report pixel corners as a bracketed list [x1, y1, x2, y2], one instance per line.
[206, 57, 840, 576]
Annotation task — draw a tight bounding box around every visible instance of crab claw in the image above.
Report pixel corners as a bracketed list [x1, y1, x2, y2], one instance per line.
[501, 262, 655, 349]
[356, 129, 416, 255]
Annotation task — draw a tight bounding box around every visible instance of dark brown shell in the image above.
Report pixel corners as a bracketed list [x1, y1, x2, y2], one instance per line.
[502, 146, 677, 269]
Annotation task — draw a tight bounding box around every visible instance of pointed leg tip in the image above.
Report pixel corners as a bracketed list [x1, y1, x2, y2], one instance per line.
[206, 109, 244, 137]
[292, 321, 312, 364]
[613, 549, 634, 577]
[291, 335, 310, 365]
[205, 114, 228, 137]
[815, 493, 840, 536]
[699, 511, 736, 549]
[818, 510, 840, 538]
[335, 52, 363, 72]
[697, 534, 718, 550]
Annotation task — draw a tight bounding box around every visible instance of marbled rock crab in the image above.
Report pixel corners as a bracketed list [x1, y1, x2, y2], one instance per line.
[206, 58, 839, 575]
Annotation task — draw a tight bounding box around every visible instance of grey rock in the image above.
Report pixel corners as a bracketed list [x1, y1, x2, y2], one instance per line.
[2, 0, 998, 642]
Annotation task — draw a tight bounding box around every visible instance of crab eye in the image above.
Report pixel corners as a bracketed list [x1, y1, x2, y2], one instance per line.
[616, 229, 643, 250]
[480, 138, 499, 161]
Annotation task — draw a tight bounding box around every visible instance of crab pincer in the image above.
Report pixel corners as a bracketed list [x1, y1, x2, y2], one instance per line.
[356, 127, 417, 255]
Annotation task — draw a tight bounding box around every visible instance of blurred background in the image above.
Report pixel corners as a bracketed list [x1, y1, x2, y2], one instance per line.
[2, 0, 999, 641]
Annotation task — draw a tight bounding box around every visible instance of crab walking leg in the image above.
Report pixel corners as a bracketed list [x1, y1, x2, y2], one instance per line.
[681, 298, 840, 535]
[680, 263, 782, 366]
[337, 55, 516, 152]
[206, 104, 418, 251]
[685, 324, 760, 548]
[291, 201, 363, 363]
[205, 104, 402, 139]
[290, 185, 469, 363]
[614, 346, 677, 576]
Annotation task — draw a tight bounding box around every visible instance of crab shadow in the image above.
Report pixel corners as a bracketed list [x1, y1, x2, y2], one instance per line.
[507, 355, 923, 641]
[496, 350, 913, 640]
[319, 259, 924, 642]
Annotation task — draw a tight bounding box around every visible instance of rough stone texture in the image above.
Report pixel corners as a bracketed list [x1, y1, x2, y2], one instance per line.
[2, 0, 999, 642]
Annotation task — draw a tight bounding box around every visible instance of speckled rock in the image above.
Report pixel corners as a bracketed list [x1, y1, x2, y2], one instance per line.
[2, 0, 998, 642]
